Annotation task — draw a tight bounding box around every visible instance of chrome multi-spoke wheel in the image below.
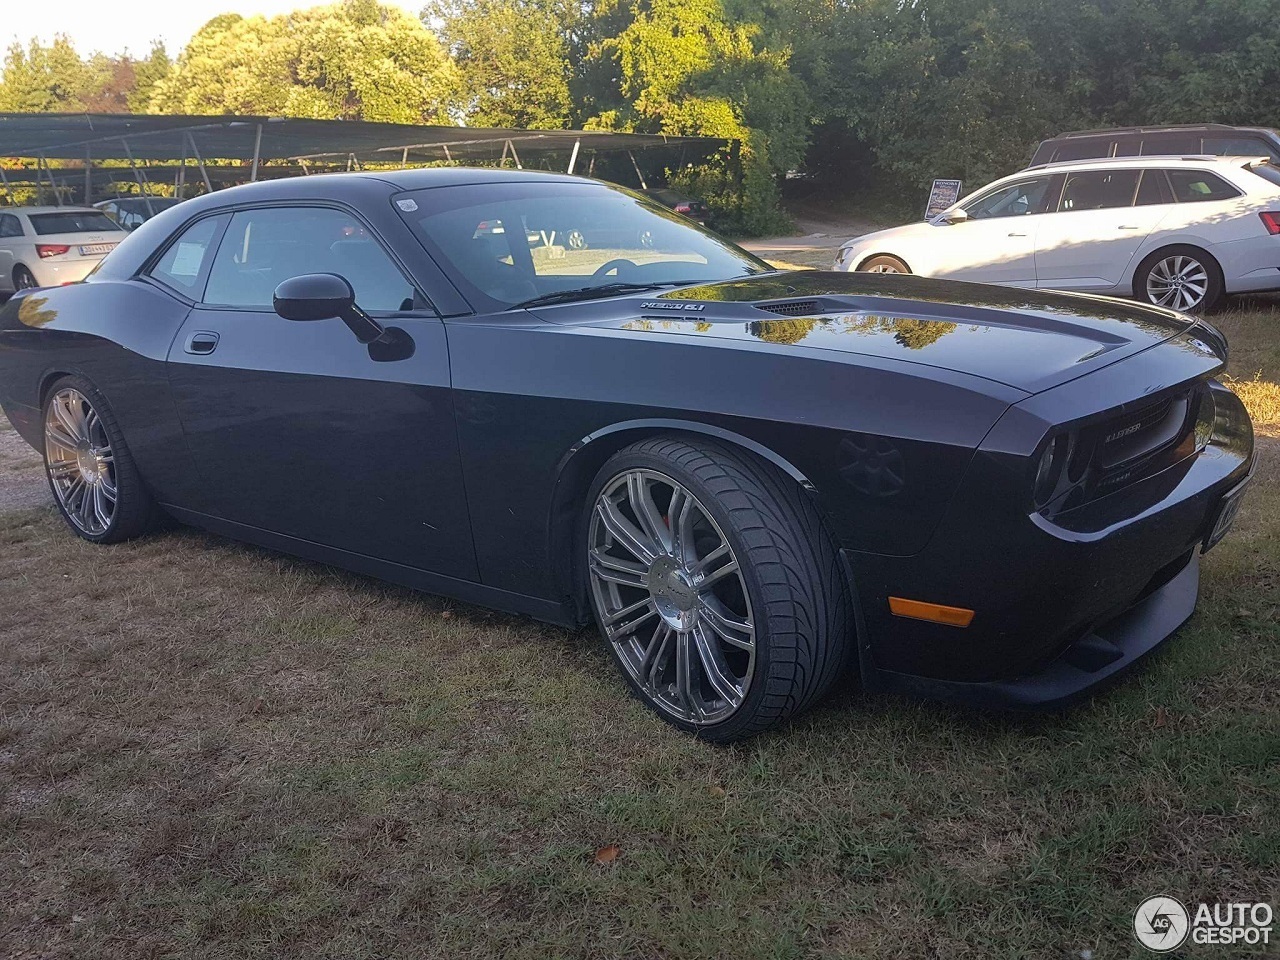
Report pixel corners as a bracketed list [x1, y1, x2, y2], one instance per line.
[588, 468, 755, 725]
[45, 387, 117, 536]
[1145, 254, 1209, 312]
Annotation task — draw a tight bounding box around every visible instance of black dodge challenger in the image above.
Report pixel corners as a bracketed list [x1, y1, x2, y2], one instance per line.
[0, 169, 1255, 741]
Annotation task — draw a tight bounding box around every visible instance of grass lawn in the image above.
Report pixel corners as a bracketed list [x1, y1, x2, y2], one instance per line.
[1, 297, 1277, 958]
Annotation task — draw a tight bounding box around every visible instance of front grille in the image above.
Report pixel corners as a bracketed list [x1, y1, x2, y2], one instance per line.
[758, 300, 820, 316]
[1082, 387, 1200, 500]
[1096, 396, 1187, 470]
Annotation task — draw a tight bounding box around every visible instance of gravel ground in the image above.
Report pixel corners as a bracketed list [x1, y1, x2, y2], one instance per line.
[0, 420, 50, 514]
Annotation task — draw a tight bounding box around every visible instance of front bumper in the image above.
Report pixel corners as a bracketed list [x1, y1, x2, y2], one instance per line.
[865, 549, 1199, 709]
[848, 378, 1254, 709]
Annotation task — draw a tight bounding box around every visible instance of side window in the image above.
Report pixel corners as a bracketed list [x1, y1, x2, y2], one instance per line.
[1050, 138, 1111, 162]
[203, 207, 417, 312]
[1167, 170, 1241, 203]
[148, 215, 226, 295]
[1135, 169, 1175, 206]
[0, 214, 23, 238]
[963, 176, 1057, 219]
[1059, 169, 1141, 211]
[1141, 134, 1202, 156]
[1203, 136, 1277, 160]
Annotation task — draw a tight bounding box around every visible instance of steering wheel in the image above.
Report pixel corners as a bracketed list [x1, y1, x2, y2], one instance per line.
[592, 258, 637, 279]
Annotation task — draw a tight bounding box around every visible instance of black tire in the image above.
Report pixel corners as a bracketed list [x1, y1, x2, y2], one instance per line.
[857, 254, 911, 275]
[13, 265, 37, 290]
[42, 375, 161, 544]
[1133, 245, 1224, 314]
[583, 435, 853, 742]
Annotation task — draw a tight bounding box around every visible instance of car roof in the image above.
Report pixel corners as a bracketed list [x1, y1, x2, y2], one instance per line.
[1022, 154, 1267, 174]
[1046, 124, 1279, 139]
[0, 206, 103, 215]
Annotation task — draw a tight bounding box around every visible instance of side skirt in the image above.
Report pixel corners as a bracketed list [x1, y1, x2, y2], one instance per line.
[161, 504, 577, 628]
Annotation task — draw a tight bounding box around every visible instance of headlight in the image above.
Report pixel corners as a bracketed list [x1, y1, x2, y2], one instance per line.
[1033, 433, 1073, 509]
[835, 247, 853, 269]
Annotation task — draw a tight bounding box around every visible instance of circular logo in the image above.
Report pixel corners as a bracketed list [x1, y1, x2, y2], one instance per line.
[1134, 896, 1190, 952]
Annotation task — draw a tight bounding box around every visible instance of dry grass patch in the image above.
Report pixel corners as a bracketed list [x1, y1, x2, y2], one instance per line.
[1, 291, 1278, 959]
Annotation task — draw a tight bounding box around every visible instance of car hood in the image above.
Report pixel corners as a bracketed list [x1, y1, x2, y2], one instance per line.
[838, 221, 936, 250]
[531, 271, 1205, 394]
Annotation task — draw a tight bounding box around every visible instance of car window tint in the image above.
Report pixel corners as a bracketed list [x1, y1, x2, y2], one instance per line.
[1050, 139, 1110, 162]
[964, 176, 1057, 219]
[396, 182, 765, 310]
[1203, 136, 1277, 159]
[148, 215, 225, 295]
[1135, 169, 1175, 206]
[1167, 170, 1241, 202]
[1140, 134, 1203, 155]
[204, 207, 416, 312]
[1059, 170, 1141, 211]
[0, 214, 22, 238]
[28, 211, 119, 235]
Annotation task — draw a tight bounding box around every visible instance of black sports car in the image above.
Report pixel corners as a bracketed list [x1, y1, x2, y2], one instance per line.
[0, 169, 1255, 741]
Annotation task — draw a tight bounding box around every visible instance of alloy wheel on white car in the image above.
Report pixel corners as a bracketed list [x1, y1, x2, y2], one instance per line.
[1145, 255, 1210, 312]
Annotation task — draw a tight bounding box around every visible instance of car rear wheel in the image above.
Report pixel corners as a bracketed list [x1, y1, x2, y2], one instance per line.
[858, 255, 910, 275]
[43, 376, 160, 543]
[1134, 246, 1223, 313]
[584, 436, 852, 741]
[13, 265, 37, 290]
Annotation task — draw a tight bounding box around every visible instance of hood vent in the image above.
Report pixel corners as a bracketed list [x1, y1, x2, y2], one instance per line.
[759, 300, 821, 316]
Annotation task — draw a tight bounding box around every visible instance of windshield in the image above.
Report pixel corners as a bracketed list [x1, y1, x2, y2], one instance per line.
[29, 212, 120, 236]
[393, 181, 768, 310]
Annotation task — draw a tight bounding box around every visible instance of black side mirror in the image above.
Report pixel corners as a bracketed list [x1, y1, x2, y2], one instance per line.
[273, 273, 385, 344]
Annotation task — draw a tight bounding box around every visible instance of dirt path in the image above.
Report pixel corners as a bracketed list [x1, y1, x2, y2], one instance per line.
[740, 212, 885, 270]
[0, 423, 49, 514]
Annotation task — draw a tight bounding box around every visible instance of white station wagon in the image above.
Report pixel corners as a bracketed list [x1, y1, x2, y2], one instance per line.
[0, 207, 129, 293]
[835, 156, 1280, 312]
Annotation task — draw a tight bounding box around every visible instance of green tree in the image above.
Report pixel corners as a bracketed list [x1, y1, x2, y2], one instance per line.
[148, 0, 460, 122]
[428, 0, 575, 128]
[0, 37, 97, 112]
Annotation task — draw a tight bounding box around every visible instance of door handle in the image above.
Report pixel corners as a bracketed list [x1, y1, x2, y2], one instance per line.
[1118, 225, 1139, 230]
[184, 331, 220, 355]
[1007, 232, 1028, 238]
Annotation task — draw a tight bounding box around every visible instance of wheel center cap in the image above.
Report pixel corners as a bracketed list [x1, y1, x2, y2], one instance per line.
[647, 555, 698, 630]
[76, 447, 100, 483]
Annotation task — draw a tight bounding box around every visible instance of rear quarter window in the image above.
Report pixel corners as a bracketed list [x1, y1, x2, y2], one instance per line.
[1167, 170, 1241, 202]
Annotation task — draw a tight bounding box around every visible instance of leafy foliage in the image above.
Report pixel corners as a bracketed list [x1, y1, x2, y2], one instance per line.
[5, 0, 1280, 231]
[148, 0, 459, 122]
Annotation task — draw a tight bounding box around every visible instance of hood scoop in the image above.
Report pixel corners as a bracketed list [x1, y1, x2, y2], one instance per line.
[758, 299, 822, 316]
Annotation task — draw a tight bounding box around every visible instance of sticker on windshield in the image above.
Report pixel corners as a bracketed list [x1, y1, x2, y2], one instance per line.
[395, 198, 419, 212]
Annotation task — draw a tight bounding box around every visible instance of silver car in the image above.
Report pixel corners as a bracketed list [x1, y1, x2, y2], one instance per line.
[0, 207, 129, 292]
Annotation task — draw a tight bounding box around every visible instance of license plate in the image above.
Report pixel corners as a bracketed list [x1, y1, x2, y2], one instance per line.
[79, 243, 116, 256]
[1203, 473, 1253, 553]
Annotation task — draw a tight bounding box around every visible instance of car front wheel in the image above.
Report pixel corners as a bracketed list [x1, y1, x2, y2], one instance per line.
[857, 254, 910, 274]
[584, 436, 852, 741]
[43, 376, 160, 543]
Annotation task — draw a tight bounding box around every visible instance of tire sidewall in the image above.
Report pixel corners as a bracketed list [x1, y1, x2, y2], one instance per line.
[1134, 246, 1223, 314]
[581, 444, 780, 742]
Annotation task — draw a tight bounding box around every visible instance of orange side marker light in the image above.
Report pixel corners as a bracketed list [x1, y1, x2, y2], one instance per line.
[888, 597, 974, 628]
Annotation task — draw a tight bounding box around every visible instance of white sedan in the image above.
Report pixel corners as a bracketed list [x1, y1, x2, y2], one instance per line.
[834, 156, 1280, 312]
[0, 207, 129, 293]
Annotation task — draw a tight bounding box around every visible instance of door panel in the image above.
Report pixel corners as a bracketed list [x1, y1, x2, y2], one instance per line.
[165, 310, 478, 580]
[929, 217, 1039, 286]
[1034, 168, 1162, 291]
